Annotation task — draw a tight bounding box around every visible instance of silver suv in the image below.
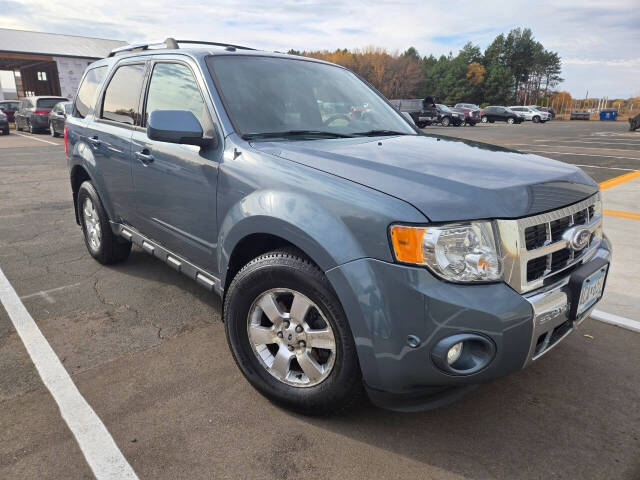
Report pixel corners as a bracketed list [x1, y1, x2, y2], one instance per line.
[509, 106, 550, 123]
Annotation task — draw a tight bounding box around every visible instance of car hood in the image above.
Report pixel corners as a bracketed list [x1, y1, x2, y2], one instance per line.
[251, 134, 598, 222]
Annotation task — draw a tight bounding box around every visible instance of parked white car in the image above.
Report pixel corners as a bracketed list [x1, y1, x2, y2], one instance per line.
[508, 106, 551, 123]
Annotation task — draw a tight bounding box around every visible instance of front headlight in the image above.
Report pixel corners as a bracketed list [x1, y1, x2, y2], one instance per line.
[390, 221, 502, 282]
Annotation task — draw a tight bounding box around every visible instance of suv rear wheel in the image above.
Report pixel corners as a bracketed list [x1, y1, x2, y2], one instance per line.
[77, 181, 131, 264]
[532, 115, 540, 123]
[224, 249, 362, 415]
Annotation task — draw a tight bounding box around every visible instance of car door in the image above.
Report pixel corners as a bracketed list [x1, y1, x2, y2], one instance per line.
[496, 107, 508, 121]
[91, 61, 147, 223]
[131, 58, 222, 272]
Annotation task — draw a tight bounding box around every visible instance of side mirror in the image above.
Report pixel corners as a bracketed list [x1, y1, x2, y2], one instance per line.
[147, 110, 213, 147]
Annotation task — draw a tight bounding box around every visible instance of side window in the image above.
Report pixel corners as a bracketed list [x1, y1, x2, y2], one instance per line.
[74, 66, 107, 119]
[101, 64, 145, 125]
[144, 63, 208, 126]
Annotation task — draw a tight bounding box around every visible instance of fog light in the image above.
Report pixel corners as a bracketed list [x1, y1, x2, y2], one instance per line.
[447, 342, 463, 365]
[431, 333, 496, 375]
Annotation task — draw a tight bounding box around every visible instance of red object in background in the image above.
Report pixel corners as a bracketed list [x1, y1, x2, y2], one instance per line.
[34, 110, 51, 115]
[64, 125, 68, 155]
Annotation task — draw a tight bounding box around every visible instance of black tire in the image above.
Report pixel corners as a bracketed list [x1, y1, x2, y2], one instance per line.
[2, 129, 8, 135]
[481, 116, 488, 123]
[441, 116, 451, 127]
[416, 121, 426, 128]
[507, 117, 515, 124]
[532, 116, 540, 123]
[77, 181, 131, 265]
[224, 249, 362, 415]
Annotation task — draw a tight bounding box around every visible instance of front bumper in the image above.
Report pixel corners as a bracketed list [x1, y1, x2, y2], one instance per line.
[326, 236, 611, 411]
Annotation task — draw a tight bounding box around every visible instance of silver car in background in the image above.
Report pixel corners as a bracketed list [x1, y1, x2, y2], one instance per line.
[509, 106, 550, 123]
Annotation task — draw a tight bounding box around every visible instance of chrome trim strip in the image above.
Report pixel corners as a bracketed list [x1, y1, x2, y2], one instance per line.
[142, 241, 155, 254]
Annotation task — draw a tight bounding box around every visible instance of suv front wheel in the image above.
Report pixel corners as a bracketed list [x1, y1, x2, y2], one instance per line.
[77, 181, 131, 264]
[224, 249, 362, 415]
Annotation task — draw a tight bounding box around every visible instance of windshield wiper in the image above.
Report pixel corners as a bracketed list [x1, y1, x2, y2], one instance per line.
[242, 130, 354, 140]
[351, 129, 411, 137]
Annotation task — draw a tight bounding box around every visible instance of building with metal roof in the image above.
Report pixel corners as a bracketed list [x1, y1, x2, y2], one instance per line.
[0, 28, 126, 101]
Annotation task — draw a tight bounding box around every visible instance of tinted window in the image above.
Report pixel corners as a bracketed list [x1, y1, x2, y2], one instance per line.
[102, 64, 145, 125]
[145, 63, 208, 126]
[37, 98, 67, 109]
[74, 66, 107, 119]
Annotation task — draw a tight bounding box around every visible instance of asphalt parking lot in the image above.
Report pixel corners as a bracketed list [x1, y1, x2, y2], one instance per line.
[1, 123, 639, 480]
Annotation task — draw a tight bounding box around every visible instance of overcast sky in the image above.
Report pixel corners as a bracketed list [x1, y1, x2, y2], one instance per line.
[1, 0, 638, 98]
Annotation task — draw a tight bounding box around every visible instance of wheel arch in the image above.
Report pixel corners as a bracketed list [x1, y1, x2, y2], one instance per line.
[218, 190, 367, 294]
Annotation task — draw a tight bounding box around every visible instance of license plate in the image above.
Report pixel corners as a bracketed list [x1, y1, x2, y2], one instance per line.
[576, 265, 608, 316]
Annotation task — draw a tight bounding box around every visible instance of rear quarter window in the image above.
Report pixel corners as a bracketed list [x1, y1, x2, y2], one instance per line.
[74, 66, 108, 119]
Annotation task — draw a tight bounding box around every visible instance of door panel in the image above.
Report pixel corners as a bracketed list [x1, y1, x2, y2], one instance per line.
[89, 62, 146, 223]
[131, 60, 220, 272]
[131, 133, 219, 270]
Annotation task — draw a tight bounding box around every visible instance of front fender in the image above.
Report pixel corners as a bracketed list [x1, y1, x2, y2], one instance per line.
[218, 189, 365, 286]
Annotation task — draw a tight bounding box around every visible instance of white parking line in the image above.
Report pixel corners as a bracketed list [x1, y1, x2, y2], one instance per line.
[591, 310, 640, 333]
[518, 150, 640, 161]
[0, 267, 139, 480]
[573, 165, 635, 171]
[20, 282, 83, 303]
[534, 139, 640, 145]
[509, 144, 640, 152]
[12, 132, 61, 146]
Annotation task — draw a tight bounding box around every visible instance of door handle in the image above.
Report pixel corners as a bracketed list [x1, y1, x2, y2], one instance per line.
[88, 136, 101, 147]
[135, 150, 154, 165]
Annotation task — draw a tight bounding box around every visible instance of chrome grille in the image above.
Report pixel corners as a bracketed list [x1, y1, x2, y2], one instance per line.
[497, 193, 603, 293]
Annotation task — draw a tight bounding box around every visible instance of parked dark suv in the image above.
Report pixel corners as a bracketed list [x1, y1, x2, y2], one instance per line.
[67, 38, 611, 414]
[480, 106, 523, 124]
[15, 96, 68, 133]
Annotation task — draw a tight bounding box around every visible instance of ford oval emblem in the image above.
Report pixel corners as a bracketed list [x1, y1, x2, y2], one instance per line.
[564, 225, 591, 251]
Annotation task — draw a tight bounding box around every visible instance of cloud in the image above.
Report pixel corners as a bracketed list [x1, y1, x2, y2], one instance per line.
[0, 0, 637, 97]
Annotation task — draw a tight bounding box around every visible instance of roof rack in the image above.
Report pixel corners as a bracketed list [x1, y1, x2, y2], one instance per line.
[108, 37, 256, 57]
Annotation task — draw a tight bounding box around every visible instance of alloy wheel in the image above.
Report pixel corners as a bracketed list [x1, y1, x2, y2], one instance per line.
[82, 197, 102, 251]
[247, 288, 336, 387]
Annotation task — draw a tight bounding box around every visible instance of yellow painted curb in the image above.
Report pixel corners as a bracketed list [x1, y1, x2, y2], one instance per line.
[599, 170, 640, 190]
[604, 209, 640, 220]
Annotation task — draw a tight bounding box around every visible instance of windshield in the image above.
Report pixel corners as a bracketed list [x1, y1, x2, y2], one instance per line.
[207, 56, 416, 139]
[436, 104, 452, 113]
